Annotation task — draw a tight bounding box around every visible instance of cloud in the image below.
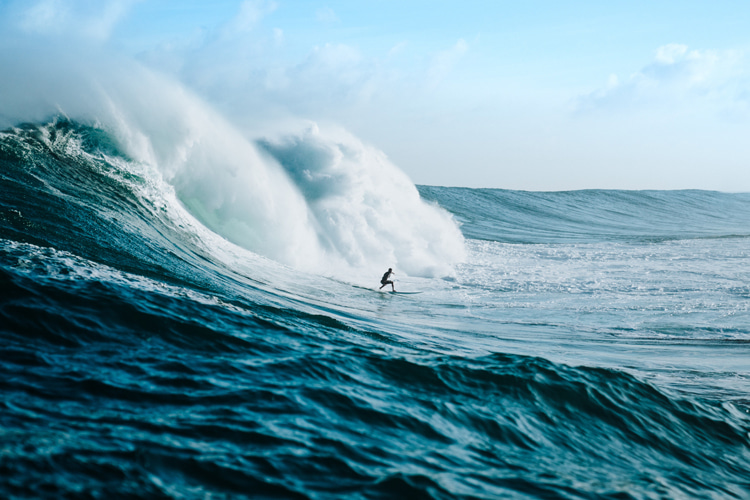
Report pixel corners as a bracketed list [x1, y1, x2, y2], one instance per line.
[258, 43, 380, 113]
[298, 43, 362, 73]
[122, 6, 469, 128]
[426, 39, 469, 89]
[315, 7, 339, 24]
[134, 1, 387, 121]
[577, 44, 750, 117]
[221, 0, 277, 39]
[387, 41, 408, 59]
[136, 0, 282, 94]
[9, 0, 140, 41]
[654, 43, 688, 64]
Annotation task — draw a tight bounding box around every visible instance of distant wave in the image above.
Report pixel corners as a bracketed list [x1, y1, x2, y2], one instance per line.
[420, 186, 750, 244]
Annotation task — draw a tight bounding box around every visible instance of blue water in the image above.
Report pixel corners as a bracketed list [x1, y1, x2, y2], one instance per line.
[2, 120, 750, 499]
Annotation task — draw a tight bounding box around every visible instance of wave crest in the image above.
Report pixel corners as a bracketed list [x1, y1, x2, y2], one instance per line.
[0, 47, 465, 278]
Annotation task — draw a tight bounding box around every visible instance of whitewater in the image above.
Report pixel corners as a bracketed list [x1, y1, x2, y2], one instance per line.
[1, 56, 750, 499]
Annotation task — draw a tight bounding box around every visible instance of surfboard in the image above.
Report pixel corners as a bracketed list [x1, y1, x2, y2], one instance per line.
[352, 284, 422, 294]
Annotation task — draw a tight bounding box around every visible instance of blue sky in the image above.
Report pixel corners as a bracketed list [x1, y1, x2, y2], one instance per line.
[3, 0, 750, 190]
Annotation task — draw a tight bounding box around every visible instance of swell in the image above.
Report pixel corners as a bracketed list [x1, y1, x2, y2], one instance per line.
[2, 258, 749, 498]
[3, 219, 749, 497]
[419, 185, 750, 244]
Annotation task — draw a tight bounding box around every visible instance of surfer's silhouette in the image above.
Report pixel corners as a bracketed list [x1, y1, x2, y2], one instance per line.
[379, 268, 396, 292]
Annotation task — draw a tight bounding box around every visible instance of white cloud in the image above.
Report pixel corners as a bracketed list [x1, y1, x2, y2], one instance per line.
[273, 27, 284, 46]
[280, 43, 377, 107]
[315, 7, 339, 24]
[136, 0, 283, 97]
[427, 39, 468, 89]
[13, 0, 140, 41]
[123, 8, 471, 133]
[17, 0, 66, 33]
[301, 43, 362, 72]
[221, 0, 277, 38]
[387, 41, 408, 59]
[654, 43, 688, 64]
[577, 44, 750, 117]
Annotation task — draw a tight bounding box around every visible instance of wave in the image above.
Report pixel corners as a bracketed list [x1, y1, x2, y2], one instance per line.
[0, 117, 464, 282]
[0, 47, 465, 279]
[3, 244, 749, 498]
[420, 186, 750, 244]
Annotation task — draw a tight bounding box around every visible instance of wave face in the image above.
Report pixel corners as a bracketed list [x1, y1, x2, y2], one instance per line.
[2, 120, 750, 499]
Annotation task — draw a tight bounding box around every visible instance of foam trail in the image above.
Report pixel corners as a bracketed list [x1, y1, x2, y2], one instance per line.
[0, 43, 465, 278]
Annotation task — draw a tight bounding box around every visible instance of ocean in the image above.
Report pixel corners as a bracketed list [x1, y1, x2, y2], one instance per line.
[1, 119, 750, 499]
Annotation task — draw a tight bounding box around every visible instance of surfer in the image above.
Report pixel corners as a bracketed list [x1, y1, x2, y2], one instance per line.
[379, 268, 396, 292]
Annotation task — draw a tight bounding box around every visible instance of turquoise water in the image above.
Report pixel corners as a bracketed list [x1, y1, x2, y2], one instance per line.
[1, 121, 749, 499]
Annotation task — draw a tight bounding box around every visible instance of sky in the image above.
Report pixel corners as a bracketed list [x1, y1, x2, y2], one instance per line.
[2, 0, 750, 191]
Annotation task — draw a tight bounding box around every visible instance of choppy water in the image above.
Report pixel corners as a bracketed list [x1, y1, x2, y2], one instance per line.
[2, 120, 750, 499]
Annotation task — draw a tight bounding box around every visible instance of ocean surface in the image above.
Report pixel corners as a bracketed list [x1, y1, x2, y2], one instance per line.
[2, 119, 750, 499]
